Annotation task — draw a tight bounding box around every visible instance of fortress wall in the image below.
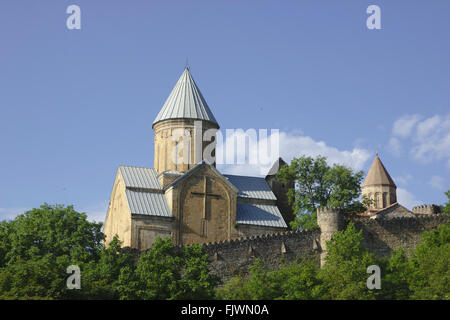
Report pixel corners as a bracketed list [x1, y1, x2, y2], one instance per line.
[204, 214, 447, 282]
[202, 230, 321, 282]
[125, 214, 448, 283]
[347, 215, 448, 258]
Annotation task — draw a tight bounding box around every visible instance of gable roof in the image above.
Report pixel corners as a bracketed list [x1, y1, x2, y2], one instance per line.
[224, 174, 277, 201]
[115, 164, 287, 228]
[362, 154, 396, 188]
[166, 161, 238, 192]
[236, 202, 287, 228]
[368, 203, 415, 220]
[119, 166, 162, 191]
[153, 68, 219, 127]
[125, 189, 172, 217]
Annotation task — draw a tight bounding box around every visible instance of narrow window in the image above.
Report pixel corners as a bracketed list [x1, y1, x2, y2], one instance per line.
[164, 143, 167, 170]
[175, 140, 178, 171]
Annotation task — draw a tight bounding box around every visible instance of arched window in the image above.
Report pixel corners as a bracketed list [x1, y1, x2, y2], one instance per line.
[376, 193, 382, 209]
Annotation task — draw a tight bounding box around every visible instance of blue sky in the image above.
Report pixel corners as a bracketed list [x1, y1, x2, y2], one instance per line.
[0, 0, 449, 222]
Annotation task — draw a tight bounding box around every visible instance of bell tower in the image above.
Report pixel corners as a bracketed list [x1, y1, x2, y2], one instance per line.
[152, 67, 219, 173]
[362, 152, 397, 210]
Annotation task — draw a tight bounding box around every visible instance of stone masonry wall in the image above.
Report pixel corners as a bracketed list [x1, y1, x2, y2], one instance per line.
[347, 215, 448, 258]
[127, 214, 448, 284]
[202, 230, 320, 282]
[202, 214, 447, 282]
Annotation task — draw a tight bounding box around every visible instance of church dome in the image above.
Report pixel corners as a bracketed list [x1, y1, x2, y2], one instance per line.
[153, 67, 219, 128]
[362, 153, 396, 188]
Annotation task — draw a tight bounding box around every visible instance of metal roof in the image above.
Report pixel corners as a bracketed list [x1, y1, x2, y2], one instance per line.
[119, 166, 162, 190]
[224, 174, 277, 200]
[153, 68, 219, 126]
[125, 189, 172, 217]
[236, 202, 287, 228]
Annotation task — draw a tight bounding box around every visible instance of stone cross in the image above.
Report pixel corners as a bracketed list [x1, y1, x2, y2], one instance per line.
[191, 176, 221, 219]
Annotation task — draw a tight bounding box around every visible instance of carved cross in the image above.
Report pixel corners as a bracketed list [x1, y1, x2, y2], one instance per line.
[191, 177, 221, 219]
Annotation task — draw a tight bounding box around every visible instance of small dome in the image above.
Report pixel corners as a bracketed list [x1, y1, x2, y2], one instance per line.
[362, 154, 396, 188]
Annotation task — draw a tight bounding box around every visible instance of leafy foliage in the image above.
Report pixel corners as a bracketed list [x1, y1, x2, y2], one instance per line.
[0, 204, 107, 299]
[408, 221, 450, 299]
[115, 237, 219, 300]
[0, 202, 449, 300]
[318, 223, 378, 300]
[276, 155, 364, 230]
[216, 258, 321, 300]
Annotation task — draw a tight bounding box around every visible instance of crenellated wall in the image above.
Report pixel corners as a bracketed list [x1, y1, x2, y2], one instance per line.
[202, 229, 320, 282]
[126, 209, 448, 283]
[200, 212, 447, 281]
[412, 204, 442, 215]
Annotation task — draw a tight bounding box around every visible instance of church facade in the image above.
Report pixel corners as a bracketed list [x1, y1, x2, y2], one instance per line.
[103, 68, 292, 250]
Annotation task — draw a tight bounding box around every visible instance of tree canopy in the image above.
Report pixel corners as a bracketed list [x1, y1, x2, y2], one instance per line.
[276, 155, 365, 230]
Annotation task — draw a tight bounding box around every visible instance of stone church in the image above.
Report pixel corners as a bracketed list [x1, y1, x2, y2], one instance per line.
[104, 68, 440, 251]
[103, 68, 293, 250]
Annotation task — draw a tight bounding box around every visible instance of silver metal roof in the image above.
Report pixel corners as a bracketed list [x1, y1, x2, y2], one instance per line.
[119, 166, 162, 190]
[224, 174, 277, 200]
[153, 68, 219, 126]
[125, 189, 172, 217]
[236, 202, 287, 228]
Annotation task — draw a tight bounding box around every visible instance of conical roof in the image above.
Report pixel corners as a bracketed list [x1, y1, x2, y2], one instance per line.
[362, 154, 396, 188]
[153, 68, 218, 127]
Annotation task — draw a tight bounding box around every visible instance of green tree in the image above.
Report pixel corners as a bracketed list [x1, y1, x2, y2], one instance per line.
[115, 237, 218, 300]
[271, 258, 321, 300]
[217, 258, 321, 300]
[76, 235, 136, 299]
[318, 222, 379, 300]
[378, 249, 413, 300]
[408, 221, 450, 299]
[216, 259, 280, 300]
[276, 155, 364, 230]
[0, 204, 105, 299]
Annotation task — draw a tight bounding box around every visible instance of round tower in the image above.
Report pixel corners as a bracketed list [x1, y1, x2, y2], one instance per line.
[317, 207, 344, 267]
[152, 68, 219, 173]
[361, 152, 397, 210]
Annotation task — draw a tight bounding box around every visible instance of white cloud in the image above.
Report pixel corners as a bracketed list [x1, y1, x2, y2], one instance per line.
[429, 175, 445, 190]
[388, 137, 402, 157]
[388, 114, 450, 167]
[397, 188, 422, 210]
[394, 174, 413, 186]
[392, 114, 421, 138]
[411, 115, 450, 163]
[217, 130, 371, 176]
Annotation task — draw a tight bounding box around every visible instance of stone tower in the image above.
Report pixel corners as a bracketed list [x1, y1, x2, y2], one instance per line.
[152, 67, 219, 174]
[362, 153, 397, 210]
[265, 157, 295, 227]
[317, 207, 344, 267]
